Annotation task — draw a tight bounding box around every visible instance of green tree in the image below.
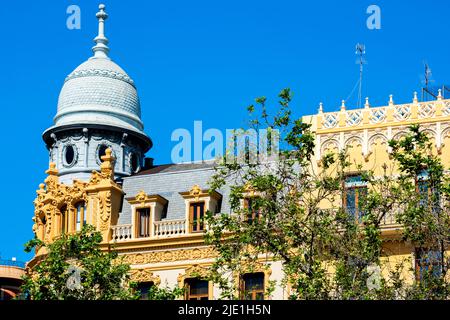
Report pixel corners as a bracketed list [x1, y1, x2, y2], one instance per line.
[205, 88, 450, 300]
[20, 225, 184, 300]
[20, 225, 137, 300]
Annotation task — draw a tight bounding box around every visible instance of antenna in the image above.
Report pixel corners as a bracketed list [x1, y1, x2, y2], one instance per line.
[421, 61, 437, 101]
[424, 62, 432, 88]
[355, 43, 366, 108]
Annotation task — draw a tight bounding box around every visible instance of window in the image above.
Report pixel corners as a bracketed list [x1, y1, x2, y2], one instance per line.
[415, 248, 443, 281]
[343, 175, 367, 222]
[243, 197, 260, 223]
[75, 202, 87, 231]
[39, 215, 47, 240]
[240, 273, 265, 300]
[63, 145, 77, 167]
[137, 207, 151, 238]
[189, 202, 205, 233]
[98, 144, 109, 163]
[130, 153, 139, 173]
[137, 281, 154, 300]
[184, 278, 209, 300]
[416, 171, 440, 213]
[60, 205, 69, 234]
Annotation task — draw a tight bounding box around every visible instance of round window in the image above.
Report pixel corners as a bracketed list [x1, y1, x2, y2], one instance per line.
[98, 144, 109, 162]
[63, 145, 76, 167]
[130, 153, 139, 173]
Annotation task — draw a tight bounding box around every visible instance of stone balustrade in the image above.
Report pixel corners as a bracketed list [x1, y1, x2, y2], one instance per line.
[111, 224, 133, 241]
[154, 219, 187, 237]
[111, 219, 187, 242]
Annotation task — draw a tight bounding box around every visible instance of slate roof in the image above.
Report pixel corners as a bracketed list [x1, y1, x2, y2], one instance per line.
[118, 162, 232, 224]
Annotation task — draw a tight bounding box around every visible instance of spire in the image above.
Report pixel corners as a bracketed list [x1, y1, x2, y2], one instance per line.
[92, 4, 110, 59]
[364, 97, 370, 109]
[389, 94, 394, 106]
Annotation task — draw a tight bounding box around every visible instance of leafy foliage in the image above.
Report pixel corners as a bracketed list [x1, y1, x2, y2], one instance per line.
[20, 225, 184, 300]
[205, 88, 450, 300]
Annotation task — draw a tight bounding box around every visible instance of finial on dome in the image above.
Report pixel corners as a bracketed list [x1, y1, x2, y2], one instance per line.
[364, 97, 370, 109]
[92, 4, 110, 59]
[340, 100, 346, 111]
[318, 102, 323, 114]
[389, 94, 394, 106]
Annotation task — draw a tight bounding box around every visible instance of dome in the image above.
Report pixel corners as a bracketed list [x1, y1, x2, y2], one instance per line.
[52, 56, 145, 134]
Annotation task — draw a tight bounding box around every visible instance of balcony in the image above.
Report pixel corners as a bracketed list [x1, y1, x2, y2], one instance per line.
[111, 219, 187, 242]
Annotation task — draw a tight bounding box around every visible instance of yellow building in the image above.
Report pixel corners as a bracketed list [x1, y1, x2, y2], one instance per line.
[302, 93, 450, 285]
[28, 4, 450, 300]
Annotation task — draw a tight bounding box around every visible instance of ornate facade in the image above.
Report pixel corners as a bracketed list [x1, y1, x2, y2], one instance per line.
[28, 4, 450, 300]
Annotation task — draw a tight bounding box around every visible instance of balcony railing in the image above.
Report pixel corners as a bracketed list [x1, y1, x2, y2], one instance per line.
[111, 208, 402, 242]
[0, 259, 25, 268]
[111, 224, 133, 241]
[111, 219, 187, 242]
[154, 219, 186, 237]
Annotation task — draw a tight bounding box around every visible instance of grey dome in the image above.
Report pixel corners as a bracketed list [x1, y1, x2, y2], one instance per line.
[52, 56, 145, 135]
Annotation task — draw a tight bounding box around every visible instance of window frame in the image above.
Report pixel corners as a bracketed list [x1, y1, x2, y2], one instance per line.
[414, 248, 443, 281]
[189, 201, 205, 233]
[243, 197, 261, 224]
[137, 281, 155, 300]
[343, 174, 368, 222]
[240, 272, 265, 300]
[184, 278, 210, 300]
[74, 201, 86, 232]
[136, 207, 151, 238]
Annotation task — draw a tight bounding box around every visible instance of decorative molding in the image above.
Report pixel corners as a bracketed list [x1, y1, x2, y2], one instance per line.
[33, 148, 122, 243]
[121, 247, 217, 265]
[130, 269, 161, 285]
[65, 68, 135, 87]
[179, 185, 222, 202]
[126, 191, 168, 206]
[177, 264, 210, 287]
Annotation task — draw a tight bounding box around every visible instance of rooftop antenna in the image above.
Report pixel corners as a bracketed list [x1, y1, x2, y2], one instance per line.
[421, 61, 435, 101]
[355, 43, 366, 108]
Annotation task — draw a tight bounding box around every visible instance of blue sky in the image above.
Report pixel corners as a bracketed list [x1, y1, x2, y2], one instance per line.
[0, 0, 449, 261]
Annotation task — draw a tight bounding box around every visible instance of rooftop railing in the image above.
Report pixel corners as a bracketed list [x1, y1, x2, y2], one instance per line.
[0, 259, 25, 268]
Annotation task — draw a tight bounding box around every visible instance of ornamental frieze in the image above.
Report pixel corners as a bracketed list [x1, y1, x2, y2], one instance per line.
[121, 247, 217, 265]
[130, 269, 161, 285]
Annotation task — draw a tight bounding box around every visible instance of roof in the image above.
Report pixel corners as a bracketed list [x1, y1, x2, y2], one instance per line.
[134, 162, 216, 176]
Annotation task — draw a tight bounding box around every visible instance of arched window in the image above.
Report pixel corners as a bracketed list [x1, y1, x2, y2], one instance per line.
[40, 215, 47, 240]
[130, 152, 139, 173]
[98, 144, 109, 163]
[75, 201, 87, 231]
[60, 205, 68, 234]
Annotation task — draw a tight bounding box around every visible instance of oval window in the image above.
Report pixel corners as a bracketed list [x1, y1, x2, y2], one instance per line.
[98, 144, 109, 162]
[64, 145, 75, 166]
[130, 153, 139, 172]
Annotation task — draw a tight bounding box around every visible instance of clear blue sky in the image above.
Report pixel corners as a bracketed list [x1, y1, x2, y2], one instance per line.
[0, 0, 449, 262]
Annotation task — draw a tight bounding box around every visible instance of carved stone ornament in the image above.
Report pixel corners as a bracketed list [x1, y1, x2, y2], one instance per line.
[189, 185, 202, 201]
[177, 264, 210, 287]
[130, 269, 161, 285]
[122, 247, 216, 266]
